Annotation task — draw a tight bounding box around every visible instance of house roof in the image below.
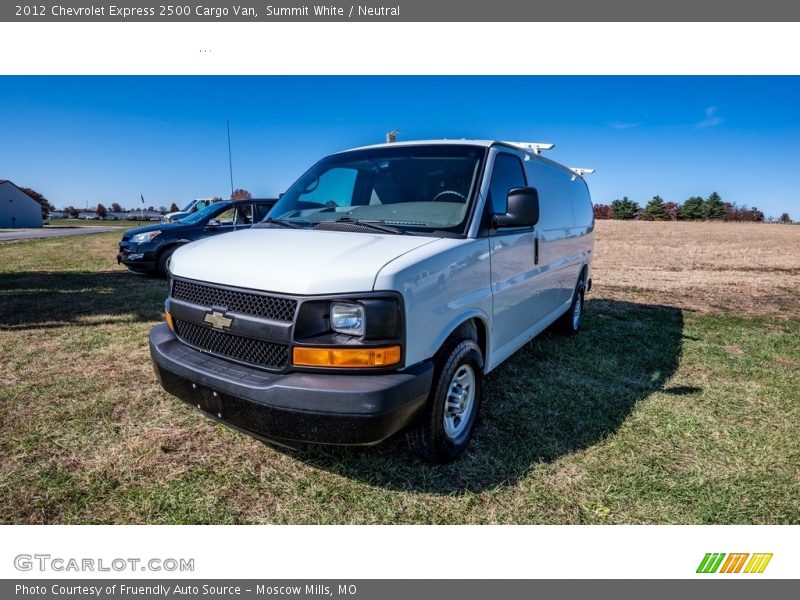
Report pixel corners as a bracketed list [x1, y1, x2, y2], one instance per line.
[0, 180, 44, 205]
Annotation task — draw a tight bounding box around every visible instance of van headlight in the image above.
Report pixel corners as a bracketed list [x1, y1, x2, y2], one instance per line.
[330, 302, 365, 336]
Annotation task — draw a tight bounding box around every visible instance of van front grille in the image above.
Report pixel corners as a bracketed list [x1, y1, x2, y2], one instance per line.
[173, 319, 289, 371]
[171, 279, 297, 322]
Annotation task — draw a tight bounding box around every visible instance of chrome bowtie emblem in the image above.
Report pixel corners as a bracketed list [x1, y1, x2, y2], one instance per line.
[203, 310, 233, 330]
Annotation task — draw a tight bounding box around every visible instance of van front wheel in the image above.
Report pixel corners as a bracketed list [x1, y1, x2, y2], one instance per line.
[406, 339, 484, 463]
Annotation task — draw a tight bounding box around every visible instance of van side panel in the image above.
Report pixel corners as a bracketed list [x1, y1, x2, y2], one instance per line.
[566, 175, 595, 286]
[569, 176, 594, 227]
[525, 159, 576, 308]
[373, 238, 492, 370]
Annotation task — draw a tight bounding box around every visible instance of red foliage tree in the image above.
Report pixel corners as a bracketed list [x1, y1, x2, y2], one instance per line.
[593, 204, 613, 219]
[664, 202, 679, 221]
[724, 203, 765, 222]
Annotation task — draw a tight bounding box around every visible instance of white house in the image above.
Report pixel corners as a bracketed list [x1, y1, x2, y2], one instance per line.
[0, 180, 43, 228]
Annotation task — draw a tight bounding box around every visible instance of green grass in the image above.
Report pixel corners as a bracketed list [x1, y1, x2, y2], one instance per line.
[1, 232, 798, 524]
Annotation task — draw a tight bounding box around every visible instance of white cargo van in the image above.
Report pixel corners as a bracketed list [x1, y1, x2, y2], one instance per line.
[150, 140, 594, 462]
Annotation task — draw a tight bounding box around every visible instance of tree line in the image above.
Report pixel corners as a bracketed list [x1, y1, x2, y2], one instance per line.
[58, 203, 181, 219]
[594, 193, 793, 223]
[47, 189, 252, 218]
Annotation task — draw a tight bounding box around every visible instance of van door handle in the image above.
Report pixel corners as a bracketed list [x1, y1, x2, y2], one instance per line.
[534, 237, 539, 265]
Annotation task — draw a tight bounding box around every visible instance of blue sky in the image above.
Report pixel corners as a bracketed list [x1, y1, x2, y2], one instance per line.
[1, 76, 798, 217]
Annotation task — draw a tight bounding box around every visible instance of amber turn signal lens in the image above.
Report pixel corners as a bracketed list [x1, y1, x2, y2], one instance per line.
[164, 310, 175, 331]
[293, 345, 401, 368]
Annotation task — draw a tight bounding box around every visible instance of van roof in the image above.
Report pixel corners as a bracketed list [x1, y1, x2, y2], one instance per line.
[340, 139, 588, 178]
[342, 139, 497, 152]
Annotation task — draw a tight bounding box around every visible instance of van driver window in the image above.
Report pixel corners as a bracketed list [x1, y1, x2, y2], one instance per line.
[488, 153, 526, 215]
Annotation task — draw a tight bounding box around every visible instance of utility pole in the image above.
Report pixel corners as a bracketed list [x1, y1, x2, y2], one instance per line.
[227, 120, 234, 198]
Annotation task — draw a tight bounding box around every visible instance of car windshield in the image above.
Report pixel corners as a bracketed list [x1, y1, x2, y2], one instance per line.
[179, 199, 197, 212]
[266, 145, 486, 234]
[179, 201, 230, 224]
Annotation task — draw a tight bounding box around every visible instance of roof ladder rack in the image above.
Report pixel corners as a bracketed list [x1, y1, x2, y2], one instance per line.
[503, 141, 555, 155]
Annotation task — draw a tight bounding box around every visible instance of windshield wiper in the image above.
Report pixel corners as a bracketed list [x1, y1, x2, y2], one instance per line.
[324, 217, 407, 235]
[258, 217, 307, 229]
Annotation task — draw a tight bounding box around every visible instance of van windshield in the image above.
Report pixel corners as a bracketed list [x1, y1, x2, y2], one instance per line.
[266, 145, 486, 234]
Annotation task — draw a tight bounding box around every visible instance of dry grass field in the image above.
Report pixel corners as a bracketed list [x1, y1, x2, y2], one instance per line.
[594, 221, 800, 318]
[1, 221, 798, 524]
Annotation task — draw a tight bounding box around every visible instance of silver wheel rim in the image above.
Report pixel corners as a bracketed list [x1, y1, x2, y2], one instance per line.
[443, 364, 476, 440]
[572, 294, 582, 330]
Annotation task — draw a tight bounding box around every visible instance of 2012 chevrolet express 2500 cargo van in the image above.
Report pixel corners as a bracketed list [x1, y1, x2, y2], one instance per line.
[150, 140, 595, 462]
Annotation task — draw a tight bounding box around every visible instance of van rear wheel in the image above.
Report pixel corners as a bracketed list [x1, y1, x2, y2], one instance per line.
[406, 338, 484, 463]
[555, 282, 585, 335]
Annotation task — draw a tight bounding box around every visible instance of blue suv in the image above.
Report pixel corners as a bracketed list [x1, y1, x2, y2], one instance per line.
[117, 198, 277, 276]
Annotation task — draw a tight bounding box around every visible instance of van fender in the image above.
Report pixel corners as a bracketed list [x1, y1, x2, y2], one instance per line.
[574, 264, 589, 293]
[427, 309, 490, 367]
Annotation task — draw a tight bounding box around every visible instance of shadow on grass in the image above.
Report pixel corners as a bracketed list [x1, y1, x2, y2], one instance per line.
[290, 298, 686, 493]
[0, 271, 167, 330]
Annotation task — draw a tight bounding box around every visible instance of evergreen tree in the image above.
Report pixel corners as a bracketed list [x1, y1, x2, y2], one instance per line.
[678, 196, 705, 220]
[610, 197, 640, 220]
[641, 195, 669, 221]
[702, 192, 726, 219]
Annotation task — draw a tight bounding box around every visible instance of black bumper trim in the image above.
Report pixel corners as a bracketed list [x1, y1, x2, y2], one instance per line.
[149, 324, 433, 445]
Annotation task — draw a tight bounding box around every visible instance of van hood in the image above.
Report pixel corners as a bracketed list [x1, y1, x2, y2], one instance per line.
[169, 228, 441, 295]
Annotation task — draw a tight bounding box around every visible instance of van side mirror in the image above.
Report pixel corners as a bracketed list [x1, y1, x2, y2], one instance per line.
[207, 219, 221, 227]
[493, 187, 539, 228]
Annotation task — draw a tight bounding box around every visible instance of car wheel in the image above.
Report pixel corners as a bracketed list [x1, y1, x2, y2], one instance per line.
[555, 280, 585, 335]
[406, 338, 484, 463]
[156, 246, 177, 278]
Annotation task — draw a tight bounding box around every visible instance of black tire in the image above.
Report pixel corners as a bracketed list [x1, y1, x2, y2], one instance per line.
[156, 246, 178, 278]
[555, 280, 585, 335]
[406, 338, 484, 463]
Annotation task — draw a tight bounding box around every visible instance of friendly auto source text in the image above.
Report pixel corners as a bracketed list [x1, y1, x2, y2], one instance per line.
[15, 584, 358, 596]
[27, 4, 401, 18]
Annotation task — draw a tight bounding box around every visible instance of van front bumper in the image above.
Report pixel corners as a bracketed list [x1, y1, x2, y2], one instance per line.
[149, 324, 433, 446]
